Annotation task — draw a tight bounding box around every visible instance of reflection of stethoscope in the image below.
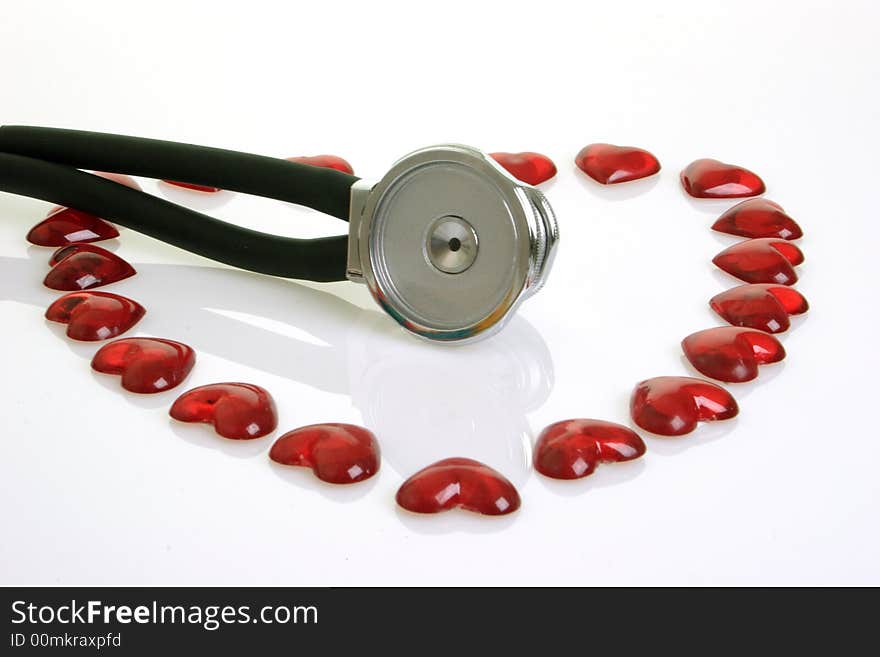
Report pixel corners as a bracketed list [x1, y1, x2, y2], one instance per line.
[0, 255, 553, 484]
[349, 311, 553, 485]
[0, 126, 558, 343]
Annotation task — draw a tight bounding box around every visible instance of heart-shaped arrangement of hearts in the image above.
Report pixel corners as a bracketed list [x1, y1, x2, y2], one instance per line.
[23, 147, 808, 518]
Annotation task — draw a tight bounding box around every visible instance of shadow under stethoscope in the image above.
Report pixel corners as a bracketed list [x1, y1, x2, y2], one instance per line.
[0, 248, 553, 496]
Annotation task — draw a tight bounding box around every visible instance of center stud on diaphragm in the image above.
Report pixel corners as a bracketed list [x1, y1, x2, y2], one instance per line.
[425, 215, 479, 274]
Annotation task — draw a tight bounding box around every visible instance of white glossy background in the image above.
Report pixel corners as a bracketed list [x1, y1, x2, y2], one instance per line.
[1, 0, 878, 586]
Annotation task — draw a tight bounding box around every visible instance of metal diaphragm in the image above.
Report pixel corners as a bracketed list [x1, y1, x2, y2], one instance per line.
[346, 144, 558, 343]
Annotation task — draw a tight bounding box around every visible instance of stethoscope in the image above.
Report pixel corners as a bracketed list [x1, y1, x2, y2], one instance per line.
[0, 126, 558, 343]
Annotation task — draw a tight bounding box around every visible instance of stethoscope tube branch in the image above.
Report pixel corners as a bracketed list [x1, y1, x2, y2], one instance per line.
[0, 153, 348, 281]
[0, 126, 358, 220]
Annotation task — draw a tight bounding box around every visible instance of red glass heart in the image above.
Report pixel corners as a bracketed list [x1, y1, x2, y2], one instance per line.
[630, 376, 739, 436]
[682, 327, 785, 383]
[44, 246, 136, 290]
[711, 198, 802, 240]
[710, 284, 809, 333]
[162, 180, 222, 193]
[396, 457, 520, 516]
[286, 155, 354, 175]
[269, 423, 380, 484]
[713, 238, 804, 285]
[490, 152, 557, 185]
[681, 159, 766, 198]
[45, 291, 145, 341]
[574, 143, 661, 184]
[534, 419, 646, 479]
[170, 383, 277, 439]
[27, 207, 119, 246]
[91, 337, 196, 394]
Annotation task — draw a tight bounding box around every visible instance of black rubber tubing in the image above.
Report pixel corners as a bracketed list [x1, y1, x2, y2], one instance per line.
[0, 153, 349, 281]
[0, 126, 358, 220]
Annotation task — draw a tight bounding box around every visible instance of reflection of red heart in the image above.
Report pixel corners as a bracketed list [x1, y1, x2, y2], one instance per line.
[92, 171, 141, 190]
[713, 238, 804, 285]
[711, 198, 802, 240]
[396, 457, 520, 515]
[269, 423, 380, 484]
[49, 243, 114, 266]
[162, 180, 222, 193]
[286, 155, 354, 175]
[171, 383, 277, 440]
[710, 284, 809, 333]
[91, 337, 196, 394]
[534, 419, 646, 480]
[682, 327, 785, 383]
[27, 207, 118, 246]
[630, 376, 739, 436]
[575, 143, 661, 184]
[490, 152, 557, 185]
[680, 158, 765, 198]
[43, 245, 136, 291]
[45, 291, 145, 341]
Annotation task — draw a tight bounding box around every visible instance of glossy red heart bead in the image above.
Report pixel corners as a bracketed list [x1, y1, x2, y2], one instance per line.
[91, 337, 196, 394]
[710, 284, 809, 333]
[490, 152, 557, 185]
[630, 376, 739, 436]
[396, 457, 520, 516]
[534, 419, 646, 479]
[682, 327, 785, 383]
[713, 238, 804, 285]
[27, 207, 119, 246]
[162, 180, 222, 193]
[286, 155, 354, 175]
[45, 291, 145, 341]
[49, 243, 115, 266]
[711, 198, 802, 240]
[170, 383, 277, 439]
[681, 158, 766, 198]
[269, 423, 380, 484]
[574, 143, 661, 184]
[44, 246, 136, 290]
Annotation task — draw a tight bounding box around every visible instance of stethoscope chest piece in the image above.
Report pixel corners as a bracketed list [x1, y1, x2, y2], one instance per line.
[347, 145, 558, 343]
